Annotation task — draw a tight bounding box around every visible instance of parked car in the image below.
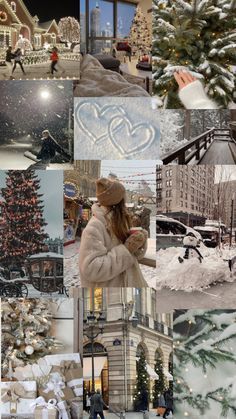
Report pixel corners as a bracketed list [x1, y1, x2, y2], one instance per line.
[156, 215, 202, 250]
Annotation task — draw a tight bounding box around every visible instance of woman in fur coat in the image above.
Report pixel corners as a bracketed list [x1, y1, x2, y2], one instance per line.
[79, 178, 148, 288]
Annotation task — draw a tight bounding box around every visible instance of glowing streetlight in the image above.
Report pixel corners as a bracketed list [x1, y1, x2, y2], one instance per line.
[40, 90, 50, 100]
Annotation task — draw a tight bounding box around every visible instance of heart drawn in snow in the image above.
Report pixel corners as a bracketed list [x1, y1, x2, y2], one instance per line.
[108, 116, 156, 157]
[75, 101, 125, 144]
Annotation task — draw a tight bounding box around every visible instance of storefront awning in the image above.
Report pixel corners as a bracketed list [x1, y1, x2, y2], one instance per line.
[146, 363, 159, 380]
[164, 369, 173, 381]
[83, 356, 107, 380]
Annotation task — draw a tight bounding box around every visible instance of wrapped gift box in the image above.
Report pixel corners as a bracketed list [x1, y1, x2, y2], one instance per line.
[39, 386, 75, 403]
[1, 381, 36, 416]
[34, 406, 58, 419]
[44, 354, 81, 366]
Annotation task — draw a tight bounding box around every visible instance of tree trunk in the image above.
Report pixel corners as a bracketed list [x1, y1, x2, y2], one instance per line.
[184, 110, 191, 140]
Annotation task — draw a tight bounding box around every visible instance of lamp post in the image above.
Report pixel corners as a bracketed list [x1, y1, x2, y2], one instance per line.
[83, 310, 106, 392]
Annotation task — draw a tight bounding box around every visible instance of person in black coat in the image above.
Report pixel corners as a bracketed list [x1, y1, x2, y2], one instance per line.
[5, 46, 15, 78]
[37, 130, 71, 162]
[163, 389, 173, 418]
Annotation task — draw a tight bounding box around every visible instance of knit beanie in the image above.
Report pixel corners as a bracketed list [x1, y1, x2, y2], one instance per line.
[96, 178, 126, 206]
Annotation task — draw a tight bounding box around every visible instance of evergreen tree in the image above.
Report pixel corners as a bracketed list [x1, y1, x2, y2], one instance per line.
[153, 0, 236, 108]
[129, 6, 151, 57]
[1, 298, 63, 378]
[0, 170, 48, 271]
[152, 353, 166, 407]
[133, 350, 149, 411]
[174, 309, 236, 417]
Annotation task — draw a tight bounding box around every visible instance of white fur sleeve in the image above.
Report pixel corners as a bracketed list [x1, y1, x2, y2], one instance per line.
[178, 80, 218, 109]
[79, 226, 134, 283]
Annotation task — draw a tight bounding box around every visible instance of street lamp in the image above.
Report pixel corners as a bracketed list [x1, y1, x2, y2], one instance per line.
[83, 310, 106, 392]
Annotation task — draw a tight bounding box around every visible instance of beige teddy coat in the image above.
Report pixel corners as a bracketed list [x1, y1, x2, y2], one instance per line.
[79, 204, 148, 288]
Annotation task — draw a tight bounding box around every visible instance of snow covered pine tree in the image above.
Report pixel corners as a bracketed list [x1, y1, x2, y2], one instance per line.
[174, 310, 236, 417]
[153, 0, 236, 108]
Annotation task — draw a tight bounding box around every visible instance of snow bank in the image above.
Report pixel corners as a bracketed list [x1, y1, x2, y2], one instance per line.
[156, 246, 235, 291]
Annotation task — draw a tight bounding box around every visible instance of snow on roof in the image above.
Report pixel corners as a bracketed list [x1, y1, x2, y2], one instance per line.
[27, 252, 63, 259]
[194, 226, 218, 232]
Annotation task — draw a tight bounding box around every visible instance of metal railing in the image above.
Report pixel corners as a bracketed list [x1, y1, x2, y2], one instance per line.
[162, 128, 215, 164]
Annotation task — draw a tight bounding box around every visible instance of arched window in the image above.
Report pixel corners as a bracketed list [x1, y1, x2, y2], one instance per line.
[11, 1, 16, 12]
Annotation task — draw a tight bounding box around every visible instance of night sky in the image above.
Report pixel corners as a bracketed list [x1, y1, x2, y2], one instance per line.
[24, 0, 79, 22]
[0, 80, 73, 145]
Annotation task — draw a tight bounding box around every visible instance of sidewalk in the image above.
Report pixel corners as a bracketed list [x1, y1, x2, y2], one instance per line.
[83, 410, 167, 418]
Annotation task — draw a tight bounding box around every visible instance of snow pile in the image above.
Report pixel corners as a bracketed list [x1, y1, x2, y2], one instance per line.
[156, 246, 235, 291]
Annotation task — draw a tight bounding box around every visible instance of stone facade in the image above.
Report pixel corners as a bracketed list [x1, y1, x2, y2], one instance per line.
[157, 165, 215, 226]
[83, 288, 173, 411]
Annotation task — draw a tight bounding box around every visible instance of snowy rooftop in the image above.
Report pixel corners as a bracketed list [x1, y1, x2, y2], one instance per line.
[27, 252, 63, 260]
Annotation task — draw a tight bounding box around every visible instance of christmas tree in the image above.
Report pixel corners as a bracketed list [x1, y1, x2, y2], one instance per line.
[58, 17, 80, 44]
[0, 170, 48, 272]
[133, 349, 149, 411]
[1, 298, 63, 378]
[129, 6, 151, 57]
[174, 309, 236, 417]
[152, 353, 166, 407]
[153, 0, 236, 108]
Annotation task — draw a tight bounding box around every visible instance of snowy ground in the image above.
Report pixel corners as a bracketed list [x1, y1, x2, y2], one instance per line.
[83, 410, 171, 418]
[156, 244, 236, 310]
[0, 60, 79, 80]
[0, 147, 73, 170]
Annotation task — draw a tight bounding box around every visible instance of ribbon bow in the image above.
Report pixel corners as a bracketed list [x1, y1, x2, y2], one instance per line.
[31, 396, 58, 410]
[1, 382, 35, 403]
[44, 372, 65, 398]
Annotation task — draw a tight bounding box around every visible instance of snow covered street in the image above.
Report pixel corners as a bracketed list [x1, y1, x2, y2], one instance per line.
[0, 60, 79, 80]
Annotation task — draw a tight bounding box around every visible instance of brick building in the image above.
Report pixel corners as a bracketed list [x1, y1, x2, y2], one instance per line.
[156, 165, 215, 226]
[83, 288, 173, 412]
[0, 0, 60, 49]
[64, 161, 101, 198]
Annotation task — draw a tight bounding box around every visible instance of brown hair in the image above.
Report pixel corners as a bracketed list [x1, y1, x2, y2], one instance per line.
[105, 199, 131, 243]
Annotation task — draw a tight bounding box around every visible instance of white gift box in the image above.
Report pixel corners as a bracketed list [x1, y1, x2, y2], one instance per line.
[44, 353, 81, 366]
[67, 379, 83, 397]
[1, 381, 37, 417]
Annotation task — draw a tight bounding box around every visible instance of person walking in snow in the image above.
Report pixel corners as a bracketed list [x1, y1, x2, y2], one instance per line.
[50, 46, 59, 75]
[12, 48, 26, 77]
[5, 46, 15, 79]
[36, 129, 71, 162]
[79, 177, 148, 288]
[178, 232, 203, 264]
[163, 389, 173, 418]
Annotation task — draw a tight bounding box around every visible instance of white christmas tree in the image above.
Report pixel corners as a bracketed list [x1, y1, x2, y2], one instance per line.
[58, 16, 80, 44]
[129, 6, 151, 57]
[1, 299, 63, 378]
[174, 309, 236, 417]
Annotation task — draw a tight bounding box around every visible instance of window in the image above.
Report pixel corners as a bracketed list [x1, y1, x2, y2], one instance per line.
[11, 1, 16, 12]
[81, 0, 136, 53]
[135, 288, 142, 314]
[157, 182, 162, 189]
[51, 33, 56, 45]
[117, 2, 136, 37]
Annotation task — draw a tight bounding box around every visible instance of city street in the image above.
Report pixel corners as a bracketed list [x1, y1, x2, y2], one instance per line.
[83, 410, 169, 418]
[0, 60, 79, 80]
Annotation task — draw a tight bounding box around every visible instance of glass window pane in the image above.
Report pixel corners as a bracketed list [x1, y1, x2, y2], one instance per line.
[117, 2, 136, 38]
[89, 0, 114, 37]
[80, 0, 86, 53]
